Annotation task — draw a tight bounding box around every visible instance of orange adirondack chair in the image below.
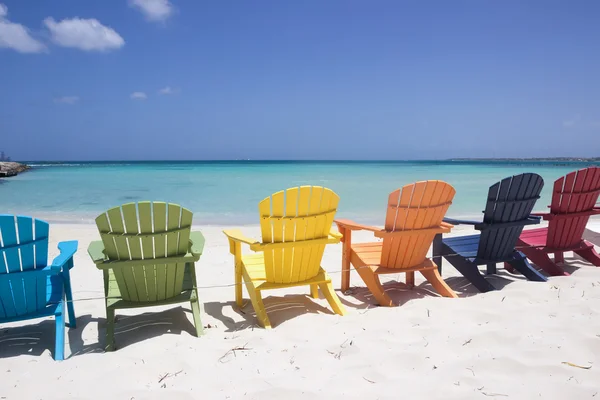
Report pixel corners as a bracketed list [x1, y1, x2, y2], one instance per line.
[335, 181, 457, 306]
[512, 166, 600, 276]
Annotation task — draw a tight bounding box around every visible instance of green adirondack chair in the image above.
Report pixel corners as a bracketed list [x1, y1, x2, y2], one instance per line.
[87, 202, 205, 351]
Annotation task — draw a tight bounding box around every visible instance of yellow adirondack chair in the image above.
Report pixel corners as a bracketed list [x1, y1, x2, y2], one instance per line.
[223, 186, 346, 328]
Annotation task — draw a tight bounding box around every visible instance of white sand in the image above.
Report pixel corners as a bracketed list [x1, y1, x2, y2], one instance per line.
[2, 221, 600, 399]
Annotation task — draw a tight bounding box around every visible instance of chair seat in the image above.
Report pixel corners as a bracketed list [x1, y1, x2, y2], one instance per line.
[351, 242, 437, 273]
[0, 274, 63, 323]
[106, 265, 195, 309]
[519, 227, 592, 252]
[518, 227, 549, 246]
[241, 253, 331, 290]
[442, 234, 481, 260]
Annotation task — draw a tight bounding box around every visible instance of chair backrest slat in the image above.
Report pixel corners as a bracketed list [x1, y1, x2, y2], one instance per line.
[381, 180, 455, 269]
[477, 173, 544, 261]
[547, 167, 600, 249]
[259, 186, 339, 284]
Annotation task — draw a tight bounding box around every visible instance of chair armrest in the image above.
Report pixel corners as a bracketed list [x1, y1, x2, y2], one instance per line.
[88, 240, 106, 264]
[374, 224, 452, 238]
[223, 229, 260, 246]
[223, 229, 261, 253]
[329, 229, 343, 240]
[51, 240, 78, 269]
[334, 219, 382, 232]
[477, 216, 541, 230]
[189, 231, 205, 257]
[443, 217, 481, 226]
[531, 212, 551, 220]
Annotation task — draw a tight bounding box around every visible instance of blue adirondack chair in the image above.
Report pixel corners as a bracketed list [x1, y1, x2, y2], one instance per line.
[432, 173, 547, 292]
[0, 215, 77, 361]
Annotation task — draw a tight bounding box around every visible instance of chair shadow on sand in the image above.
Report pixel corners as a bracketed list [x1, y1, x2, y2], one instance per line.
[204, 294, 341, 332]
[108, 306, 199, 350]
[0, 314, 102, 360]
[0, 307, 200, 359]
[335, 263, 560, 307]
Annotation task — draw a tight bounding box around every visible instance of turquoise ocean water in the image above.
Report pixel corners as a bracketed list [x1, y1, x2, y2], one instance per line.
[1, 161, 598, 225]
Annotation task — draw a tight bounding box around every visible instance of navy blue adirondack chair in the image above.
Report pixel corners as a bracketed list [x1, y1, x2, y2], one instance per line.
[432, 173, 547, 293]
[0, 215, 77, 360]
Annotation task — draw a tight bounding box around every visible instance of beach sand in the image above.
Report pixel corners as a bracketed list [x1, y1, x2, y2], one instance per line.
[2, 221, 600, 399]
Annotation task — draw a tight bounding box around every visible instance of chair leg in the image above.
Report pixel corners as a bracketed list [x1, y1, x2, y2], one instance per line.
[506, 253, 547, 282]
[433, 234, 443, 274]
[353, 260, 394, 306]
[341, 243, 352, 292]
[448, 257, 496, 293]
[504, 262, 516, 274]
[246, 287, 271, 329]
[406, 271, 415, 288]
[190, 293, 204, 337]
[310, 284, 320, 299]
[574, 244, 600, 266]
[235, 261, 244, 307]
[105, 308, 116, 352]
[241, 268, 271, 328]
[420, 268, 458, 298]
[554, 252, 565, 264]
[319, 281, 346, 316]
[54, 302, 65, 361]
[64, 278, 76, 329]
[520, 248, 568, 276]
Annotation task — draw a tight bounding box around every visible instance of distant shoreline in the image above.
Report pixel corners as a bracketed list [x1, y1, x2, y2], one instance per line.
[449, 157, 600, 162]
[0, 162, 29, 177]
[17, 157, 600, 164]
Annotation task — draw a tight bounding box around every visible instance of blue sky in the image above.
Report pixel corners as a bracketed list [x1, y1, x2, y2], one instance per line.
[1, 1, 599, 161]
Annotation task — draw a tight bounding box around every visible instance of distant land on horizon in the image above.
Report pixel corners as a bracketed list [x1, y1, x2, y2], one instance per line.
[16, 157, 600, 164]
[449, 157, 600, 162]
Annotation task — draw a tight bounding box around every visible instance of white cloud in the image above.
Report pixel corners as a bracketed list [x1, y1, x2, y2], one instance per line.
[129, 0, 173, 22]
[43, 17, 124, 52]
[130, 92, 147, 100]
[158, 86, 179, 95]
[0, 3, 46, 53]
[54, 96, 79, 104]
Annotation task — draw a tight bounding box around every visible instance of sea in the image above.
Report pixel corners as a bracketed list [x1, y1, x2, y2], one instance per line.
[1, 161, 599, 225]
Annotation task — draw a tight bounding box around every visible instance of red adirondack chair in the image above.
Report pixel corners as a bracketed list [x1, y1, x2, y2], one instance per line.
[513, 166, 600, 276]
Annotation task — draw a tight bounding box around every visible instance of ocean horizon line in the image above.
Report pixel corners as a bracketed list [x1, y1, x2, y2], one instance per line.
[19, 158, 600, 166]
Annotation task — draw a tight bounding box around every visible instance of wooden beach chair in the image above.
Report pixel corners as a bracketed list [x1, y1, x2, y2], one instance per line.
[0, 215, 78, 360]
[433, 173, 547, 293]
[335, 180, 458, 307]
[512, 167, 600, 276]
[223, 186, 346, 329]
[88, 202, 205, 351]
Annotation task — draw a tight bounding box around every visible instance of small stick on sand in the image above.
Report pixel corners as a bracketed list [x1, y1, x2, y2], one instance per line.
[219, 343, 252, 363]
[158, 369, 183, 384]
[562, 361, 592, 369]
